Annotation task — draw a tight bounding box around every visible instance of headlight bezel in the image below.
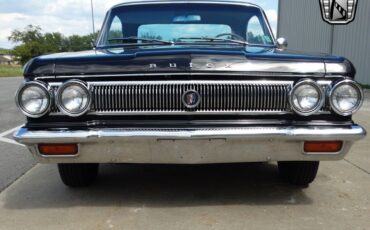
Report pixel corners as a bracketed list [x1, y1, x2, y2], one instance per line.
[289, 79, 325, 116]
[56, 80, 91, 117]
[15, 81, 52, 118]
[329, 79, 363, 116]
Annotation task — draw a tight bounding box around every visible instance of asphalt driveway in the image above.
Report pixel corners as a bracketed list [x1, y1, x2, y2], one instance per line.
[0, 77, 35, 192]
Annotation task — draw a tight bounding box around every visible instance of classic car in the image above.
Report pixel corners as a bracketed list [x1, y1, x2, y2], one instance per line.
[14, 1, 366, 187]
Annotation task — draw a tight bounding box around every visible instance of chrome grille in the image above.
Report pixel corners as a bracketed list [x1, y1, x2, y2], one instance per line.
[86, 81, 293, 115]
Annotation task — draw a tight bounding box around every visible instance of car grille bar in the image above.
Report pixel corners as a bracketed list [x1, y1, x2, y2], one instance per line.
[82, 80, 294, 115]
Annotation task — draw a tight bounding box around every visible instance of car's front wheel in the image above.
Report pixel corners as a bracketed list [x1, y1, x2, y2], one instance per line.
[58, 163, 99, 187]
[278, 161, 319, 186]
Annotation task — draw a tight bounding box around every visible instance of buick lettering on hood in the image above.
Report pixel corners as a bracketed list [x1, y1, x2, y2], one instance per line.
[14, 1, 366, 187]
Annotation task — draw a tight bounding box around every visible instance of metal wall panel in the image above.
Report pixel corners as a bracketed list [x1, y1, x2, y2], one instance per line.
[277, 0, 333, 53]
[278, 0, 370, 84]
[332, 1, 370, 84]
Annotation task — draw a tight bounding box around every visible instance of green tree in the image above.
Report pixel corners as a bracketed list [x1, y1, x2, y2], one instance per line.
[247, 32, 263, 44]
[8, 25, 48, 64]
[139, 32, 163, 40]
[44, 32, 67, 52]
[67, 33, 98, 51]
[8, 25, 98, 65]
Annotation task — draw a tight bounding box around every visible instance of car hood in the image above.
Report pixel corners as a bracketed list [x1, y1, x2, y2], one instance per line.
[24, 46, 355, 78]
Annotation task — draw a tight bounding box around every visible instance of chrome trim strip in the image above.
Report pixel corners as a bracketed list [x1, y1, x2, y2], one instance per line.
[87, 80, 295, 85]
[325, 62, 349, 74]
[34, 72, 325, 81]
[14, 125, 366, 144]
[79, 111, 292, 116]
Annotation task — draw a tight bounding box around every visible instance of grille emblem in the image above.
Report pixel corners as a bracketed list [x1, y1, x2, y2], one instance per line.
[319, 0, 358, 24]
[182, 90, 201, 109]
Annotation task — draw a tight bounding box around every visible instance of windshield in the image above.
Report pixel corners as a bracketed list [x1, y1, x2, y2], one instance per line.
[97, 3, 275, 47]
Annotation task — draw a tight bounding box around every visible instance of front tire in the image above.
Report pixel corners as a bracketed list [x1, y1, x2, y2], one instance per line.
[58, 163, 99, 187]
[278, 161, 319, 186]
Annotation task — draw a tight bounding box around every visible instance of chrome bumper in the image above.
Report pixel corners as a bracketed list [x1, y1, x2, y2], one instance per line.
[14, 125, 366, 164]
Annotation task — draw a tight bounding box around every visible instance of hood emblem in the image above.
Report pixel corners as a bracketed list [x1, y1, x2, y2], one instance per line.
[182, 90, 201, 109]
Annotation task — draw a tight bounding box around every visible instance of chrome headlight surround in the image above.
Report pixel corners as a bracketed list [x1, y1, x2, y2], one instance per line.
[15, 81, 52, 118]
[56, 80, 91, 117]
[329, 79, 363, 116]
[289, 79, 325, 116]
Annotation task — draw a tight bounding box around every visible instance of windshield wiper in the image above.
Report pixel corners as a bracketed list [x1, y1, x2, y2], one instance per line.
[107, 36, 174, 46]
[177, 37, 276, 48]
[178, 37, 247, 45]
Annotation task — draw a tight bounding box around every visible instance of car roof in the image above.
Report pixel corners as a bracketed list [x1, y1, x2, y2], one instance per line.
[110, 0, 262, 11]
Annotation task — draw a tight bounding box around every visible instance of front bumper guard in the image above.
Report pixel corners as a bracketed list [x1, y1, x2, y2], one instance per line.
[14, 125, 366, 164]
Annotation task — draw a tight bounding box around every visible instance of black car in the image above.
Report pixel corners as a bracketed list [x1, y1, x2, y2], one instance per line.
[14, 1, 366, 187]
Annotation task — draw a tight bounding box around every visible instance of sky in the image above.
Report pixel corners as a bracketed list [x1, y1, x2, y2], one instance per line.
[0, 0, 278, 49]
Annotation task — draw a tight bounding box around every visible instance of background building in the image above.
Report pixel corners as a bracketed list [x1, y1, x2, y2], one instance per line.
[277, 0, 370, 85]
[0, 54, 14, 65]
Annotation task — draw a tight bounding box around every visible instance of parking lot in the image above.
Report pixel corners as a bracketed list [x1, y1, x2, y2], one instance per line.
[0, 77, 369, 230]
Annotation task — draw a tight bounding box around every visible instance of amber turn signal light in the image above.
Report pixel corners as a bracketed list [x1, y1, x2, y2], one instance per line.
[304, 141, 343, 153]
[38, 144, 78, 156]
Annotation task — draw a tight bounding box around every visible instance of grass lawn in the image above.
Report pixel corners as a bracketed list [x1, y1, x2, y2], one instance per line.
[0, 65, 23, 77]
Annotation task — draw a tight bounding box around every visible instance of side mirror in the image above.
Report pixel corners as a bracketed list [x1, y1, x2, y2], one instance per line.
[276, 37, 288, 49]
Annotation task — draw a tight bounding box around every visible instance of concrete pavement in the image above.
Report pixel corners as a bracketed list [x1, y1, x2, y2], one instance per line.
[0, 77, 368, 230]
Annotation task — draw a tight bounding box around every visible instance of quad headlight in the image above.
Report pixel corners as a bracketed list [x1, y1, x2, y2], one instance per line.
[56, 80, 91, 117]
[289, 79, 325, 116]
[16, 81, 52, 118]
[329, 80, 363, 116]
